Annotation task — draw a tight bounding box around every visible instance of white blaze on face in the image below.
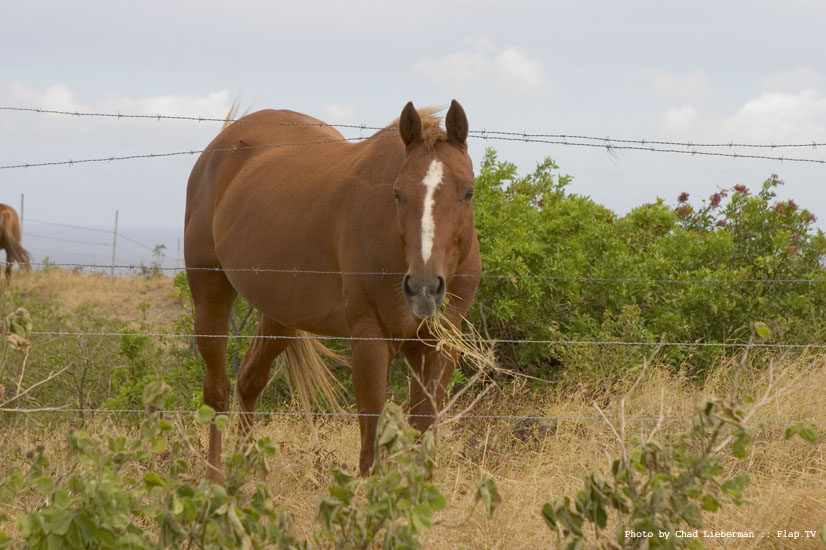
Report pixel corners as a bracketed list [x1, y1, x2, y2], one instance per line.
[420, 159, 444, 264]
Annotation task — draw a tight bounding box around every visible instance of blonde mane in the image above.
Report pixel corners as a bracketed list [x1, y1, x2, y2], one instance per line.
[390, 106, 447, 148]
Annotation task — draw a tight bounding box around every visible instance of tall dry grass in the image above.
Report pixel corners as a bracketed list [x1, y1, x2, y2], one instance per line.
[4, 269, 184, 331]
[2, 356, 824, 548]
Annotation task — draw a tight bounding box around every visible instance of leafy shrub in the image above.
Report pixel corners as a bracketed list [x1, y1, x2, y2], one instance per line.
[541, 397, 754, 549]
[1, 381, 305, 550]
[470, 150, 826, 379]
[316, 402, 446, 549]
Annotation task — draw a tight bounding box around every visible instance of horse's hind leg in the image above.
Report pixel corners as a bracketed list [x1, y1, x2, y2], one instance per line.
[188, 269, 237, 482]
[236, 316, 295, 435]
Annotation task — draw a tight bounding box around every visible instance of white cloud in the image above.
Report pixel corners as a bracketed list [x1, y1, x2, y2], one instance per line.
[324, 103, 358, 125]
[650, 70, 711, 103]
[97, 91, 232, 119]
[414, 51, 492, 92]
[728, 90, 826, 142]
[660, 89, 826, 146]
[661, 105, 699, 133]
[1, 83, 232, 119]
[414, 43, 550, 102]
[492, 46, 551, 101]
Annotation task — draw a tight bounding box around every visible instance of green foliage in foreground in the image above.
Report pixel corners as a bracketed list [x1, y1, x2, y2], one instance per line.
[1, 382, 305, 550]
[1, 383, 491, 550]
[316, 403, 445, 549]
[470, 150, 826, 378]
[541, 395, 825, 549]
[542, 398, 753, 549]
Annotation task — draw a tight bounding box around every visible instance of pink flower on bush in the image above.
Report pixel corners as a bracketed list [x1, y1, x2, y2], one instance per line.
[678, 192, 690, 203]
[710, 193, 723, 208]
[716, 219, 727, 227]
[733, 184, 748, 194]
[676, 205, 691, 218]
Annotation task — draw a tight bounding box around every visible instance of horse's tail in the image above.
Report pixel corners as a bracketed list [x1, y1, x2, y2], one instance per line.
[0, 210, 31, 270]
[274, 331, 349, 414]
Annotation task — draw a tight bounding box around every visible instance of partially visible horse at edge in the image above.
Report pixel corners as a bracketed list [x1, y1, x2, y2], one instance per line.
[185, 100, 481, 481]
[0, 204, 30, 283]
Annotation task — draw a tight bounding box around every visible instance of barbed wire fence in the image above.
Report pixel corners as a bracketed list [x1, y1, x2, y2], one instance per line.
[2, 105, 826, 427]
[2, 105, 826, 170]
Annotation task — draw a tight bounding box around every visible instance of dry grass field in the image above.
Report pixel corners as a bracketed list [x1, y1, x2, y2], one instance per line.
[1, 271, 825, 548]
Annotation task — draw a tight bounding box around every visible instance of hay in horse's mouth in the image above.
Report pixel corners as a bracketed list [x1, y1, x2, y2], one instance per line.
[419, 312, 501, 425]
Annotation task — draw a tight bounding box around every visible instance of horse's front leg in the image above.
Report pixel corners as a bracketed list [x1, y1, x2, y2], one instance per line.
[403, 344, 457, 436]
[350, 338, 392, 475]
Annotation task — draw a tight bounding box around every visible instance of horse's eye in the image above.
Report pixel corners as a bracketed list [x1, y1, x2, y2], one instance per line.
[393, 190, 404, 203]
[463, 188, 475, 202]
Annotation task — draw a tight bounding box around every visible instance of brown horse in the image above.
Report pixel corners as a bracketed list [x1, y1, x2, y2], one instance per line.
[185, 100, 480, 480]
[0, 204, 30, 283]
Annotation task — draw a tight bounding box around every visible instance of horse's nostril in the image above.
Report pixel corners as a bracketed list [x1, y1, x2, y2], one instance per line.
[402, 274, 413, 297]
[436, 275, 445, 297]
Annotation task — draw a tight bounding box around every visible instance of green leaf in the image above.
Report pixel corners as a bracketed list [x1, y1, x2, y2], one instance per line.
[424, 485, 446, 511]
[732, 433, 751, 458]
[195, 405, 216, 425]
[47, 533, 63, 550]
[753, 321, 770, 339]
[410, 504, 433, 531]
[143, 472, 168, 490]
[701, 495, 720, 512]
[152, 437, 167, 453]
[214, 415, 230, 433]
[475, 475, 501, 518]
[17, 514, 40, 537]
[142, 380, 171, 410]
[35, 476, 55, 495]
[541, 502, 559, 530]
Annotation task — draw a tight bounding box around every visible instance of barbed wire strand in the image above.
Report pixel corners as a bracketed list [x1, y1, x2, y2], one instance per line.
[26, 218, 112, 234]
[26, 330, 826, 348]
[23, 261, 826, 285]
[4, 106, 826, 150]
[0, 134, 394, 170]
[3, 135, 825, 171]
[24, 232, 111, 247]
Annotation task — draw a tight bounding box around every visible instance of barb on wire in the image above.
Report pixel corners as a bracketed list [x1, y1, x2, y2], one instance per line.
[24, 261, 826, 286]
[26, 330, 826, 349]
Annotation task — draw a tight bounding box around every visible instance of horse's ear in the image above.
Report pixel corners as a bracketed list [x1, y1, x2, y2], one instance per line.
[446, 99, 468, 146]
[399, 101, 422, 147]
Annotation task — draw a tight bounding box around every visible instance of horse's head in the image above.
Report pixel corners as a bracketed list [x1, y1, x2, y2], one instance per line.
[393, 100, 476, 320]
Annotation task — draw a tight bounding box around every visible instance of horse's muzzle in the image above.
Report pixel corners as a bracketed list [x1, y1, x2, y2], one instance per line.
[402, 273, 446, 319]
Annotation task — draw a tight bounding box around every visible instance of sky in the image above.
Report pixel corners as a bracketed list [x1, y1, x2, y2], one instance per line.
[2, 0, 825, 268]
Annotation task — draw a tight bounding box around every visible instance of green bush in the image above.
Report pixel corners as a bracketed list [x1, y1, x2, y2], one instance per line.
[541, 396, 753, 549]
[1, 382, 306, 550]
[470, 150, 826, 379]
